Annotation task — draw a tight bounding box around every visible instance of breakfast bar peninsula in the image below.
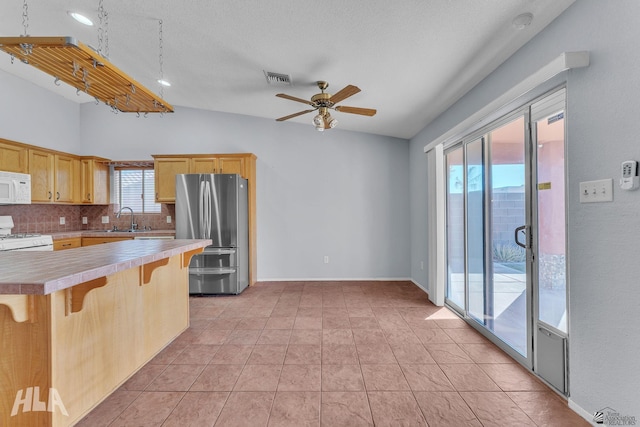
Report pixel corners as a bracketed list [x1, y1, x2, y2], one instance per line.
[0, 239, 210, 427]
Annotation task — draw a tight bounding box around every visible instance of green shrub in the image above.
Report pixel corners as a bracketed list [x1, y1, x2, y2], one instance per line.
[492, 242, 526, 262]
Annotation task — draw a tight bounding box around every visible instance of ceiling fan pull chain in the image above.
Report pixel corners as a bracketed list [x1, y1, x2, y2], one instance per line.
[22, 0, 29, 37]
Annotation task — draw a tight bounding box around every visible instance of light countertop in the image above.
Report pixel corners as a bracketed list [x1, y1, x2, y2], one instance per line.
[51, 229, 176, 239]
[0, 239, 210, 295]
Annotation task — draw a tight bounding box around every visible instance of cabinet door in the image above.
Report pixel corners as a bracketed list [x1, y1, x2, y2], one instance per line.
[81, 159, 110, 204]
[190, 158, 217, 174]
[218, 157, 245, 177]
[80, 159, 94, 203]
[92, 161, 110, 204]
[0, 140, 28, 173]
[29, 149, 54, 202]
[155, 158, 190, 202]
[55, 155, 76, 203]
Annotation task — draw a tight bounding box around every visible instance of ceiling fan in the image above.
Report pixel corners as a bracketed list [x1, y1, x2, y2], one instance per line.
[275, 81, 376, 131]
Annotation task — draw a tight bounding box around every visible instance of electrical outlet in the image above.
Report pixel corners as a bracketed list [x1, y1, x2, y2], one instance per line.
[166, 215, 172, 224]
[579, 179, 613, 203]
[324, 256, 329, 264]
[102, 216, 110, 224]
[82, 217, 88, 225]
[59, 217, 65, 225]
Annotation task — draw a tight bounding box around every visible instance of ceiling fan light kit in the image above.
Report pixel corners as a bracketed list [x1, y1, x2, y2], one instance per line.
[276, 80, 376, 131]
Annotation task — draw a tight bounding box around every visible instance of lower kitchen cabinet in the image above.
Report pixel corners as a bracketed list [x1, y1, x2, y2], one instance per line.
[53, 237, 82, 251]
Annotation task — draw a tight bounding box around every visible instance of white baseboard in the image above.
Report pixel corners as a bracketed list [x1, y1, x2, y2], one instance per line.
[410, 279, 429, 295]
[568, 398, 596, 426]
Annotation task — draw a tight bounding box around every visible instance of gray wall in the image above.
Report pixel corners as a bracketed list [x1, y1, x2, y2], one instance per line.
[78, 105, 411, 281]
[410, 0, 640, 417]
[0, 69, 81, 153]
[0, 70, 411, 281]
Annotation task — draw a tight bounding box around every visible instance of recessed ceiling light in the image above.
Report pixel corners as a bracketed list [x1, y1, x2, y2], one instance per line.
[512, 13, 533, 30]
[68, 11, 93, 26]
[158, 79, 171, 87]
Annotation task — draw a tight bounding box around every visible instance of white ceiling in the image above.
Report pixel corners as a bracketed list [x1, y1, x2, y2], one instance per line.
[0, 0, 574, 139]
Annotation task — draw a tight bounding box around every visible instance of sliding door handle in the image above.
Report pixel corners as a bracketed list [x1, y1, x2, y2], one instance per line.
[514, 225, 528, 249]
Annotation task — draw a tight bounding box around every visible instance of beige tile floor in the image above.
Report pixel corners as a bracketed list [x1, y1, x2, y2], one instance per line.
[77, 281, 588, 426]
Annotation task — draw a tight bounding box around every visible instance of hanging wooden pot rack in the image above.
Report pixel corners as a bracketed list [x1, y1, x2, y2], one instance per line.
[0, 36, 173, 113]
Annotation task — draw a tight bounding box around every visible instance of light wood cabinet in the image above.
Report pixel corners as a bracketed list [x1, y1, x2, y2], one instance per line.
[154, 157, 190, 202]
[189, 156, 245, 175]
[28, 149, 55, 202]
[82, 236, 134, 246]
[54, 154, 76, 203]
[28, 149, 78, 203]
[0, 139, 28, 173]
[152, 153, 257, 285]
[153, 154, 254, 203]
[2, 139, 110, 205]
[53, 237, 82, 251]
[80, 157, 110, 204]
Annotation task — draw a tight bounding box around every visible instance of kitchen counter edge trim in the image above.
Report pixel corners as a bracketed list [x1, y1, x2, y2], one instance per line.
[0, 239, 211, 295]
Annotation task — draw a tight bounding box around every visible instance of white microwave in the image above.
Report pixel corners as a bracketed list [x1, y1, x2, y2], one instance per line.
[0, 171, 31, 204]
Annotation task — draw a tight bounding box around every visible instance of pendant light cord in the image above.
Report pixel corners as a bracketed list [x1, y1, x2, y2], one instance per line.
[22, 0, 29, 37]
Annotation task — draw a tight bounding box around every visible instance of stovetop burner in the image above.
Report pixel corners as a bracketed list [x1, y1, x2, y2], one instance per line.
[0, 233, 42, 239]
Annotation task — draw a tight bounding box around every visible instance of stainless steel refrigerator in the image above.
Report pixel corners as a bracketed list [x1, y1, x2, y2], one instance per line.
[175, 173, 249, 295]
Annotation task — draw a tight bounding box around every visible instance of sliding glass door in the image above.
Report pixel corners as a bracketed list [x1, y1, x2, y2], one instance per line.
[442, 88, 569, 390]
[486, 116, 528, 357]
[445, 147, 465, 310]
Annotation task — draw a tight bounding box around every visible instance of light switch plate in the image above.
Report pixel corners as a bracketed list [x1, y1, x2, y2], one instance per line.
[102, 216, 110, 224]
[579, 179, 613, 203]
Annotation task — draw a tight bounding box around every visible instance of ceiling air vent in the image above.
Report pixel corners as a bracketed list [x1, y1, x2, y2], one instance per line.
[264, 71, 292, 86]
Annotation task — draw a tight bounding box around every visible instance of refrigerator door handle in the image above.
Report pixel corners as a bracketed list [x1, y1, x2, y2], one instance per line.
[205, 180, 213, 237]
[199, 180, 206, 239]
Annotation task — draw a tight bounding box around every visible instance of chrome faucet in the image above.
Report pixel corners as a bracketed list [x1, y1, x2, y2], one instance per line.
[116, 207, 136, 231]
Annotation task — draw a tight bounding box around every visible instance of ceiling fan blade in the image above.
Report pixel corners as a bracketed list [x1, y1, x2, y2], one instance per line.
[335, 106, 377, 116]
[276, 93, 316, 106]
[329, 85, 361, 104]
[276, 109, 316, 121]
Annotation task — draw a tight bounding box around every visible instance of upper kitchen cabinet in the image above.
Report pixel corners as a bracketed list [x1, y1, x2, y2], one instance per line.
[80, 157, 110, 204]
[29, 149, 55, 202]
[0, 139, 28, 173]
[55, 154, 76, 203]
[28, 149, 77, 203]
[190, 155, 245, 175]
[153, 154, 255, 203]
[153, 157, 190, 202]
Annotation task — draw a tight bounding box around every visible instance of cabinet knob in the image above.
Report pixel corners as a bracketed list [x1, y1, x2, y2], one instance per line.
[87, 193, 91, 201]
[48, 191, 52, 200]
[56, 191, 60, 200]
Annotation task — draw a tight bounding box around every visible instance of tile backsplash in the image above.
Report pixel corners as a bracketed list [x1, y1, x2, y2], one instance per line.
[0, 204, 175, 234]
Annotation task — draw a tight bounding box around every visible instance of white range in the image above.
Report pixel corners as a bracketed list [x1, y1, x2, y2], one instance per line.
[0, 216, 53, 251]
